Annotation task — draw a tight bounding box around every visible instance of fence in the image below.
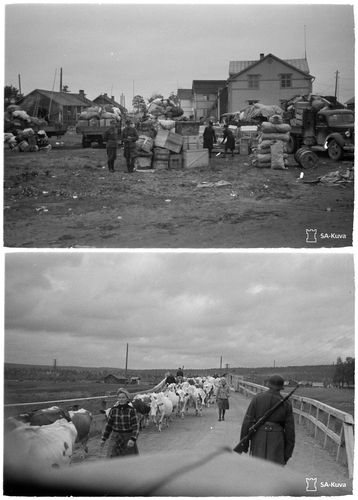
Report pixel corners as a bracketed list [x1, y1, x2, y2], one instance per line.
[230, 376, 354, 478]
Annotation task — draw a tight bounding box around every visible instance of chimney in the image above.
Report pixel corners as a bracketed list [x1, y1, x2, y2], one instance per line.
[103, 93, 108, 97]
[111, 96, 115, 101]
[260, 53, 264, 59]
[79, 90, 86, 99]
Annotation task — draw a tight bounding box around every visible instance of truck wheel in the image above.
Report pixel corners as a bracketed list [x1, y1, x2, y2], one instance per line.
[286, 135, 297, 154]
[82, 136, 91, 149]
[328, 140, 343, 161]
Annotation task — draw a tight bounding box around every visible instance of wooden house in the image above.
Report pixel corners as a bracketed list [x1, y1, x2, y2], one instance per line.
[16, 89, 94, 127]
[192, 80, 228, 122]
[345, 97, 354, 111]
[104, 373, 126, 384]
[227, 53, 314, 112]
[91, 93, 127, 115]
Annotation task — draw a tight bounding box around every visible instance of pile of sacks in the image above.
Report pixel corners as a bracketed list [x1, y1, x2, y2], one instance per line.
[4, 104, 46, 132]
[251, 115, 291, 169]
[77, 105, 122, 124]
[4, 128, 51, 152]
[147, 98, 183, 120]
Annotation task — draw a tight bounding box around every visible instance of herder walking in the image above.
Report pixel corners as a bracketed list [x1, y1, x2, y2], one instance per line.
[122, 119, 139, 173]
[216, 377, 230, 421]
[100, 388, 139, 458]
[103, 119, 119, 172]
[238, 374, 295, 465]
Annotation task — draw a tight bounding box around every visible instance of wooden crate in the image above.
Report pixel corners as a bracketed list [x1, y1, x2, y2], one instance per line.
[175, 121, 201, 136]
[134, 157, 152, 170]
[153, 147, 170, 160]
[169, 154, 182, 169]
[183, 149, 209, 168]
[239, 144, 249, 155]
[153, 160, 169, 170]
[154, 130, 183, 153]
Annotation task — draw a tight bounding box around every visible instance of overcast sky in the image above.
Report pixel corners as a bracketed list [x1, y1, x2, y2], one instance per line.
[4, 252, 354, 371]
[3, 1, 355, 108]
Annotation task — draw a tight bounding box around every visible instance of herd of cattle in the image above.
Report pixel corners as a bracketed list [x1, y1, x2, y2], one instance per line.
[4, 376, 223, 474]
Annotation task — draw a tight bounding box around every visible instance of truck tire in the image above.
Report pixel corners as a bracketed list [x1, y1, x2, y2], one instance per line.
[328, 140, 343, 161]
[286, 134, 298, 154]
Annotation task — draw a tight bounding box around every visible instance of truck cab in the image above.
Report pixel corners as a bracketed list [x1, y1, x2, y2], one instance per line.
[315, 109, 354, 160]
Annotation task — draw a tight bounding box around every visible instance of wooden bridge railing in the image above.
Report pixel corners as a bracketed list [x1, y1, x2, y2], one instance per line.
[227, 376, 354, 479]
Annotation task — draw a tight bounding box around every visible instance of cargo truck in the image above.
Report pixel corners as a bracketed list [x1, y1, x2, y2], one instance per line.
[284, 99, 354, 161]
[76, 117, 122, 148]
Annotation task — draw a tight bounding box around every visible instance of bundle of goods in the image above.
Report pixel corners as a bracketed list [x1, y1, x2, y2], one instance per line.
[77, 105, 121, 126]
[4, 105, 45, 133]
[241, 103, 283, 124]
[281, 93, 333, 125]
[138, 118, 156, 138]
[250, 115, 291, 169]
[147, 98, 183, 120]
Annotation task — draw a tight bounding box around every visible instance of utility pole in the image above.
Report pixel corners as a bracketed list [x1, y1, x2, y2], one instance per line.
[53, 359, 57, 384]
[125, 343, 129, 387]
[334, 71, 339, 103]
[220, 356, 222, 375]
[60, 67, 62, 92]
[18, 74, 21, 95]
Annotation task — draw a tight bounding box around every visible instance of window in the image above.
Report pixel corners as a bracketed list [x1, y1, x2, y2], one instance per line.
[280, 74, 292, 88]
[248, 75, 259, 89]
[203, 95, 210, 101]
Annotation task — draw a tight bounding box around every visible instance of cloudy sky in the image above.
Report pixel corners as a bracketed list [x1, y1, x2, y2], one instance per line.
[4, 252, 354, 370]
[4, 1, 355, 107]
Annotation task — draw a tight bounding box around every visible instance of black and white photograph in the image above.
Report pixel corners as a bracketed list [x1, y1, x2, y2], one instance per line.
[3, 1, 354, 248]
[3, 251, 355, 495]
[2, 0, 355, 497]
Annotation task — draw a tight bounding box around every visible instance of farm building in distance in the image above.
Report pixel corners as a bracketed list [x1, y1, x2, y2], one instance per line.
[104, 373, 126, 384]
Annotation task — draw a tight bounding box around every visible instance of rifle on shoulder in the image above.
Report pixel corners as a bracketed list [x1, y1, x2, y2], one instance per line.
[233, 383, 300, 454]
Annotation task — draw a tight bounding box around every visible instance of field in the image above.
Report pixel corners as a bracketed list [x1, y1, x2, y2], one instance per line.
[4, 379, 354, 419]
[3, 130, 354, 248]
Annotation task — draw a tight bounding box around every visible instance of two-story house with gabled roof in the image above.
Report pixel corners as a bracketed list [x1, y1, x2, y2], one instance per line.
[227, 53, 315, 112]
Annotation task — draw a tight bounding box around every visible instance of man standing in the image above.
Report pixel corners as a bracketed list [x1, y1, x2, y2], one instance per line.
[122, 119, 139, 173]
[103, 119, 119, 172]
[238, 374, 295, 465]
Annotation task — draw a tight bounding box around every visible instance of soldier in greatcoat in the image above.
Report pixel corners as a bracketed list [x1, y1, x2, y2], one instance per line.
[239, 374, 295, 465]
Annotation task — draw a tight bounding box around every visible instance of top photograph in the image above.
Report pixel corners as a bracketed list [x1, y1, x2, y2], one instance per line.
[3, 2, 354, 249]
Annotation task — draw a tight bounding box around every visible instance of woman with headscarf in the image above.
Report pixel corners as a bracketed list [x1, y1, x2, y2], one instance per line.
[216, 377, 230, 421]
[103, 119, 119, 172]
[100, 388, 140, 458]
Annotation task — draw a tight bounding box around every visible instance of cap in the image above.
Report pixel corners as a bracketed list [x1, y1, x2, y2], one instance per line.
[267, 374, 285, 391]
[117, 388, 130, 400]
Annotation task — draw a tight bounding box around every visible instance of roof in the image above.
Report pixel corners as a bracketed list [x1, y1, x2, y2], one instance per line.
[18, 89, 94, 107]
[192, 80, 227, 94]
[92, 94, 127, 112]
[177, 89, 192, 99]
[104, 372, 126, 379]
[345, 97, 355, 105]
[229, 54, 311, 78]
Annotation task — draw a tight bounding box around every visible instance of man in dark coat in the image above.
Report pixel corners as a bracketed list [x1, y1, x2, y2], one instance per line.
[239, 374, 295, 465]
[222, 124, 236, 157]
[122, 119, 139, 173]
[103, 119, 119, 172]
[203, 121, 217, 158]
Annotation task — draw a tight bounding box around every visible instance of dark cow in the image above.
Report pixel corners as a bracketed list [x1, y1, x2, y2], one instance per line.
[132, 398, 151, 429]
[16, 406, 71, 427]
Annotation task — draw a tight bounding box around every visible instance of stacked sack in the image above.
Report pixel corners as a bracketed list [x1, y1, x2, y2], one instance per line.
[4, 104, 44, 133]
[251, 115, 291, 170]
[77, 105, 121, 125]
[147, 98, 183, 120]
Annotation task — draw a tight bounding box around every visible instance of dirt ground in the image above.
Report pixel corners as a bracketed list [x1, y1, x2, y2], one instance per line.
[3, 131, 354, 248]
[71, 392, 352, 496]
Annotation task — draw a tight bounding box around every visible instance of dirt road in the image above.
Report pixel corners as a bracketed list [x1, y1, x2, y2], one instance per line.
[72, 392, 352, 495]
[3, 132, 354, 249]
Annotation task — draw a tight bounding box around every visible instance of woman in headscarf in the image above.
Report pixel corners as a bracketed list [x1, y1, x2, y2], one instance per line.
[216, 377, 230, 421]
[100, 388, 139, 458]
[203, 121, 217, 158]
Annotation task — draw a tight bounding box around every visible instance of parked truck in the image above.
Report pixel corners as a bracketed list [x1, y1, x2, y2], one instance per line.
[283, 96, 354, 161]
[76, 105, 124, 148]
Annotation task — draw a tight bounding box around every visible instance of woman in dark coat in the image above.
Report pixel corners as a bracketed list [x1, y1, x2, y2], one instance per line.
[239, 374, 295, 465]
[222, 125, 236, 157]
[203, 121, 217, 158]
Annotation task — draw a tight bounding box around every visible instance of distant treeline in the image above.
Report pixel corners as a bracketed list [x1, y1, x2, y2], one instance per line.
[4, 360, 354, 386]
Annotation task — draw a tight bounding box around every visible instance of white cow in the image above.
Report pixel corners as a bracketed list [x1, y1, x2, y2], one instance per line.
[164, 387, 180, 416]
[4, 418, 78, 472]
[150, 393, 173, 432]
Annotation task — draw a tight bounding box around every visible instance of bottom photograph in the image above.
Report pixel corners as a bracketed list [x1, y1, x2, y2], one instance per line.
[3, 251, 354, 496]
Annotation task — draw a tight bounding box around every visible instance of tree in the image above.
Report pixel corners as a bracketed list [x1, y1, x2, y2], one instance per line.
[333, 356, 355, 388]
[169, 92, 179, 104]
[132, 95, 147, 113]
[62, 85, 70, 93]
[148, 92, 164, 103]
[4, 85, 23, 108]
